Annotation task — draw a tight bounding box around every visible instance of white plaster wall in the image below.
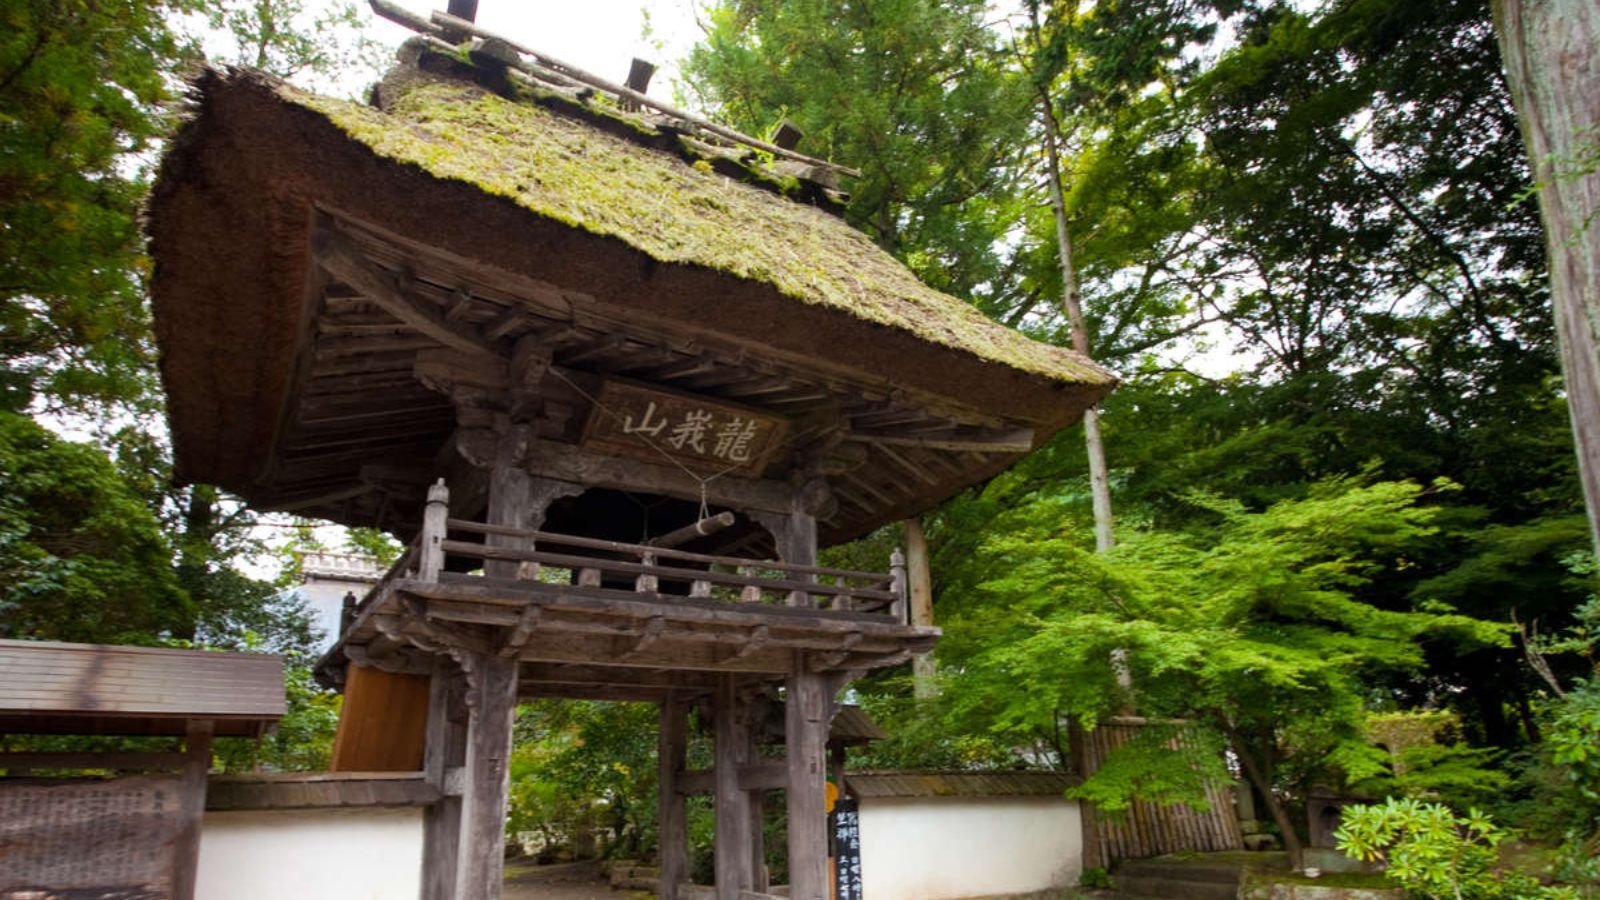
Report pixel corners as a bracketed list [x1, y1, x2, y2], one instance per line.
[196, 807, 424, 900]
[857, 795, 1082, 900]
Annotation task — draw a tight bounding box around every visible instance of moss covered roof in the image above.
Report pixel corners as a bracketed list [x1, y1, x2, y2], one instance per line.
[285, 76, 1111, 387]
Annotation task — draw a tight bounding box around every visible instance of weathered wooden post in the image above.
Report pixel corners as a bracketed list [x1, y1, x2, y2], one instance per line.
[423, 658, 467, 900]
[419, 478, 450, 582]
[657, 694, 690, 900]
[785, 654, 831, 900]
[713, 675, 755, 900]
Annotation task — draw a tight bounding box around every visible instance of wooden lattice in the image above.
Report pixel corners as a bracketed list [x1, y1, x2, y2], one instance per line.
[0, 776, 183, 898]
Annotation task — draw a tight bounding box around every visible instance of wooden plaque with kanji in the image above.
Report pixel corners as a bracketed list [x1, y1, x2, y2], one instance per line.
[579, 380, 789, 477]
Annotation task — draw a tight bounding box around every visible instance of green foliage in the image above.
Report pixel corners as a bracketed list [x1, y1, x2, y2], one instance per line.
[214, 662, 340, 772]
[0, 412, 190, 642]
[1335, 798, 1575, 899]
[508, 701, 660, 860]
[0, 0, 201, 411]
[936, 475, 1506, 842]
[682, 0, 1031, 301]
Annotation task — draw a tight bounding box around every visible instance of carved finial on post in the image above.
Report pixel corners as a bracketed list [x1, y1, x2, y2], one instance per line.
[889, 547, 907, 624]
[420, 478, 450, 581]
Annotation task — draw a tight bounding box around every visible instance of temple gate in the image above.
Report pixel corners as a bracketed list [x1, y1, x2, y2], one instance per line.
[145, 4, 1116, 897]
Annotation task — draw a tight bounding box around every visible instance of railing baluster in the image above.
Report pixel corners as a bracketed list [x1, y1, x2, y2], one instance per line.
[890, 547, 908, 624]
[418, 478, 449, 582]
[690, 578, 712, 598]
[578, 567, 602, 587]
[739, 566, 763, 603]
[830, 576, 849, 611]
[637, 550, 659, 593]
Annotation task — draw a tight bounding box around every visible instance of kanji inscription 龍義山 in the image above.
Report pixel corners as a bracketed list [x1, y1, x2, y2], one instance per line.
[580, 380, 788, 476]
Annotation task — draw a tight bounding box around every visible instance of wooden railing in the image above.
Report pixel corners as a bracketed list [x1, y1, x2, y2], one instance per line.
[402, 480, 908, 620]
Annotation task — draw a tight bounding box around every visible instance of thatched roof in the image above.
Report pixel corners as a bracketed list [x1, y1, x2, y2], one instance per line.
[148, 58, 1113, 542]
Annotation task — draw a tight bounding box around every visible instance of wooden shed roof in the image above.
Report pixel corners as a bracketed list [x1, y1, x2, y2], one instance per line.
[147, 61, 1114, 541]
[0, 640, 286, 738]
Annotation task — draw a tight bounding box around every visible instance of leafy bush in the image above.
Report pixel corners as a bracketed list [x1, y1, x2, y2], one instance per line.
[1335, 797, 1577, 899]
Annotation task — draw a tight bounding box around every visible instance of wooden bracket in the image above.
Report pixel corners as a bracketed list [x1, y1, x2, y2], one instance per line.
[313, 226, 500, 363]
[809, 632, 863, 672]
[618, 615, 666, 660]
[497, 603, 544, 658]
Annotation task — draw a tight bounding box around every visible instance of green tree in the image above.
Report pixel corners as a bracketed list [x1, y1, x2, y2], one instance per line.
[940, 477, 1505, 870]
[682, 0, 1032, 303]
[0, 0, 203, 412]
[0, 412, 190, 642]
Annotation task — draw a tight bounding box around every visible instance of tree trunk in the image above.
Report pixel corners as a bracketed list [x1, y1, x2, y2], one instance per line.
[1040, 94, 1115, 553]
[1222, 721, 1304, 872]
[1493, 0, 1600, 557]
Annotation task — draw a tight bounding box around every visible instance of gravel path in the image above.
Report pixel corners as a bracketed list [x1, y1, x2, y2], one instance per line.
[501, 860, 638, 900]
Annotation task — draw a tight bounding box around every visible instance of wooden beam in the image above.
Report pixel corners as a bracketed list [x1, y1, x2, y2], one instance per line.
[658, 695, 690, 900]
[0, 750, 188, 771]
[314, 227, 500, 363]
[522, 438, 794, 513]
[843, 426, 1035, 454]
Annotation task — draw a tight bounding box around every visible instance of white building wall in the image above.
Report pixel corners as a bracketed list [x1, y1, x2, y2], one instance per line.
[195, 807, 424, 900]
[857, 795, 1082, 900]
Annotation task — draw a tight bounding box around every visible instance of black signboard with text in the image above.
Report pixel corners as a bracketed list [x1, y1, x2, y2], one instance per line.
[830, 797, 863, 900]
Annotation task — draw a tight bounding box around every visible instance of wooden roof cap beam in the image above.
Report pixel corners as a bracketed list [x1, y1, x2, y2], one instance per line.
[367, 0, 862, 178]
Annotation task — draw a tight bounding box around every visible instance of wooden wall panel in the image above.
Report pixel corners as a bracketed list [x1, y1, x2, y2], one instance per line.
[330, 664, 430, 772]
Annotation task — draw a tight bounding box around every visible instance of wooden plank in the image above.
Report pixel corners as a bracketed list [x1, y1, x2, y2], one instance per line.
[0, 751, 187, 770]
[455, 653, 520, 900]
[658, 695, 690, 900]
[786, 656, 831, 900]
[330, 664, 431, 771]
[714, 675, 754, 900]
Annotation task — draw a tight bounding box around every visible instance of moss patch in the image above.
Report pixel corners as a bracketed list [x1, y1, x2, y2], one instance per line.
[287, 79, 1111, 386]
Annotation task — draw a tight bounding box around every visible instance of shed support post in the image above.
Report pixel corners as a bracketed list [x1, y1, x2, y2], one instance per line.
[786, 654, 831, 900]
[658, 694, 690, 900]
[423, 658, 468, 900]
[455, 652, 519, 900]
[714, 675, 755, 900]
[172, 718, 213, 900]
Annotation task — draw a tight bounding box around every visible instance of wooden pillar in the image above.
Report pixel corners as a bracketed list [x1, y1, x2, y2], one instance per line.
[786, 655, 831, 900]
[455, 653, 519, 900]
[713, 675, 754, 900]
[423, 658, 468, 900]
[753, 508, 819, 607]
[658, 694, 690, 900]
[171, 718, 213, 900]
[904, 517, 937, 699]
